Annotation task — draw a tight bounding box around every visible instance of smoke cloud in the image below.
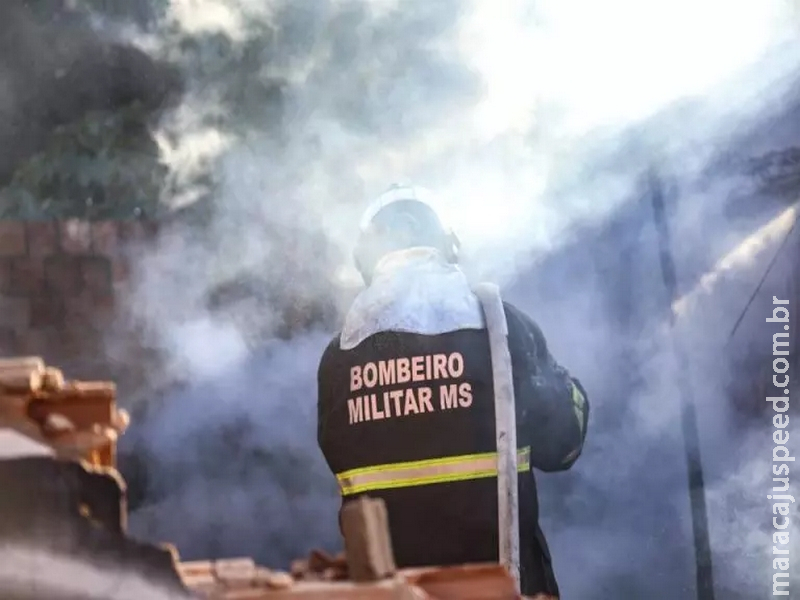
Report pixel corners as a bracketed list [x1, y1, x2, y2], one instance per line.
[0, 544, 188, 600]
[86, 1, 800, 598]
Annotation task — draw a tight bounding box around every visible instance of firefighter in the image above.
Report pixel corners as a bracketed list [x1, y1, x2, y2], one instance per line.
[316, 184, 589, 598]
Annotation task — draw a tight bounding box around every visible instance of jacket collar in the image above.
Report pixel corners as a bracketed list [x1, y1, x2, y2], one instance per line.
[340, 247, 484, 350]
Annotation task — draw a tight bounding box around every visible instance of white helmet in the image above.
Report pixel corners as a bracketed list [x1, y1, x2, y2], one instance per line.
[353, 184, 460, 284]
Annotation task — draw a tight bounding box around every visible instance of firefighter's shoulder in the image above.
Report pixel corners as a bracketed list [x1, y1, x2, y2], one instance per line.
[502, 300, 547, 342]
[317, 332, 343, 379]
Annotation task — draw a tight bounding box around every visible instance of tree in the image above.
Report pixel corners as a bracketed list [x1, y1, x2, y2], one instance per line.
[0, 0, 179, 219]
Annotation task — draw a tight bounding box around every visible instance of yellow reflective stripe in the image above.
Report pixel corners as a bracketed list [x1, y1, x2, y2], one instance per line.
[559, 383, 587, 466]
[570, 382, 587, 435]
[337, 446, 531, 496]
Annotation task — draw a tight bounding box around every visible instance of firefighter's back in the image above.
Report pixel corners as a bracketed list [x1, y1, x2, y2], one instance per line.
[318, 322, 504, 568]
[317, 240, 542, 572]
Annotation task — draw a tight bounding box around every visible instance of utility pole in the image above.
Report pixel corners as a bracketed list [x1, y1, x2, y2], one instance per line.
[648, 170, 716, 600]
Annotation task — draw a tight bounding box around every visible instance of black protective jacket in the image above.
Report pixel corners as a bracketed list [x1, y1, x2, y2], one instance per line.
[317, 248, 589, 597]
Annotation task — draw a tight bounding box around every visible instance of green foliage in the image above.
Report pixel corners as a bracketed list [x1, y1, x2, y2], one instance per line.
[0, 1, 286, 220]
[0, 103, 167, 220]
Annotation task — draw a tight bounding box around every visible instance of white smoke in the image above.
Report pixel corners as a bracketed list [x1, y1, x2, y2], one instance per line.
[107, 1, 800, 598]
[0, 544, 187, 600]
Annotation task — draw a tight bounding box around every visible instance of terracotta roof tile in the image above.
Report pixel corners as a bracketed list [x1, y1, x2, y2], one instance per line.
[179, 559, 531, 599]
[0, 355, 126, 467]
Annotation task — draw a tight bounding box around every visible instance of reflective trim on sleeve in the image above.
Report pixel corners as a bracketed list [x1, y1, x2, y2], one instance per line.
[336, 446, 531, 496]
[570, 382, 587, 435]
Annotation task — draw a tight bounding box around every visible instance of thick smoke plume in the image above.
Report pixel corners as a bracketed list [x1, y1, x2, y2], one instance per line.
[73, 1, 800, 598]
[0, 544, 187, 600]
[0, 0, 180, 188]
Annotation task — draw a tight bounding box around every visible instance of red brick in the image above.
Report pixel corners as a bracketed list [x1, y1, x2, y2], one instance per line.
[0, 222, 27, 256]
[91, 291, 116, 324]
[341, 497, 396, 582]
[18, 327, 58, 357]
[59, 219, 92, 254]
[143, 220, 159, 238]
[111, 256, 131, 285]
[64, 290, 116, 329]
[44, 255, 82, 296]
[0, 259, 12, 294]
[58, 326, 103, 363]
[64, 291, 95, 324]
[0, 295, 30, 329]
[118, 219, 159, 244]
[81, 256, 113, 299]
[118, 220, 145, 243]
[26, 221, 59, 256]
[8, 256, 45, 296]
[90, 221, 119, 255]
[0, 327, 18, 354]
[29, 296, 65, 328]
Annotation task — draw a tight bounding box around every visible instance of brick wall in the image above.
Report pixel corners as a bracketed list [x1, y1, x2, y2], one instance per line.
[0, 219, 156, 381]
